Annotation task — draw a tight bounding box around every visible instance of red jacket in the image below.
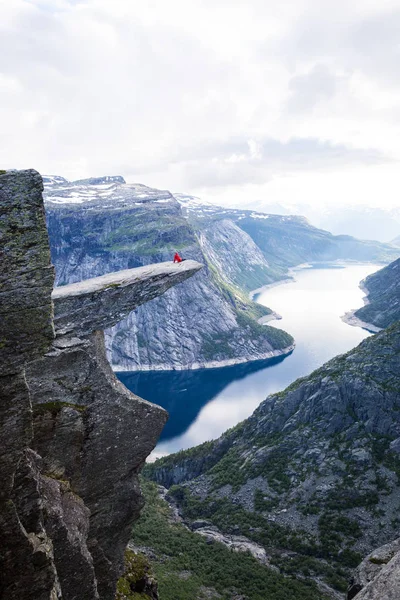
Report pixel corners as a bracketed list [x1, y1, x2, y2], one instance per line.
[173, 252, 183, 263]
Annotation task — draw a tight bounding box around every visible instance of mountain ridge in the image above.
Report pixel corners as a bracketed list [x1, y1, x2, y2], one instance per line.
[43, 176, 398, 372]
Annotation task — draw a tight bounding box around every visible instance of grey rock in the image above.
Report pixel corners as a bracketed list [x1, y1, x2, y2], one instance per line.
[0, 170, 58, 600]
[353, 259, 400, 330]
[194, 527, 270, 565]
[26, 329, 168, 598]
[0, 169, 55, 375]
[52, 260, 203, 336]
[0, 170, 200, 600]
[348, 538, 400, 599]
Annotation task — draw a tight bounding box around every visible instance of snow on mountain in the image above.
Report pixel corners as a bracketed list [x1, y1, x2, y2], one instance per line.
[43, 176, 176, 208]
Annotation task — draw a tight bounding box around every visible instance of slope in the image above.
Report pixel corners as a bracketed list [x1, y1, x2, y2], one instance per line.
[352, 258, 400, 330]
[145, 260, 400, 596]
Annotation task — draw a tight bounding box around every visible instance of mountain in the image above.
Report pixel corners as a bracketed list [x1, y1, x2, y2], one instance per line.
[44, 177, 398, 372]
[144, 259, 400, 599]
[235, 199, 400, 244]
[344, 258, 400, 332]
[177, 194, 399, 269]
[44, 177, 293, 370]
[1, 170, 197, 600]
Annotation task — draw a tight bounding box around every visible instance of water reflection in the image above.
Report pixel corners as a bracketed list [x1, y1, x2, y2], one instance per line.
[118, 354, 288, 441]
[117, 263, 381, 458]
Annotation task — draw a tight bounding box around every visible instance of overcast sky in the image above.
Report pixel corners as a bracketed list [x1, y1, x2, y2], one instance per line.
[2, 0, 400, 208]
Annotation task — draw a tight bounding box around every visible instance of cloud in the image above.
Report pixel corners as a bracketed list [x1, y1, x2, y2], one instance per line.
[0, 0, 399, 209]
[162, 136, 389, 189]
[287, 65, 339, 113]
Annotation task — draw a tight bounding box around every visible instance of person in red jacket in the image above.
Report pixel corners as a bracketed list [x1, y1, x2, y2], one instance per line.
[173, 252, 183, 263]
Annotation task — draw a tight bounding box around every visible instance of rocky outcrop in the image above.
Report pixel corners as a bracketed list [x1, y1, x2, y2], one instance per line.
[348, 538, 400, 599]
[352, 258, 400, 330]
[0, 170, 201, 599]
[0, 169, 55, 375]
[52, 260, 202, 337]
[43, 177, 294, 370]
[0, 169, 58, 600]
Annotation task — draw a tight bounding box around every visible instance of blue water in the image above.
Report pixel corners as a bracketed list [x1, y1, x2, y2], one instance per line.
[117, 263, 380, 459]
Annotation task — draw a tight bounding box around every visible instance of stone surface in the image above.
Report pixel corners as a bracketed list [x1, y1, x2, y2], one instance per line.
[52, 260, 203, 336]
[0, 170, 200, 600]
[0, 169, 55, 375]
[27, 330, 168, 599]
[348, 538, 400, 599]
[0, 170, 58, 600]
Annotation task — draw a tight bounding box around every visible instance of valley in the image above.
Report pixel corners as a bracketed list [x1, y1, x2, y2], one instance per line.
[42, 175, 400, 599]
[140, 256, 400, 599]
[120, 262, 380, 458]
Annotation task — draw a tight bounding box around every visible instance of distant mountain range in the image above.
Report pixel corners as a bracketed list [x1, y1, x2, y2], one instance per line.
[229, 198, 400, 244]
[43, 176, 398, 372]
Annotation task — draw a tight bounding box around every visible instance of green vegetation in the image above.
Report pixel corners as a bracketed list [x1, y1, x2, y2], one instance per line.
[116, 549, 155, 600]
[354, 259, 400, 329]
[166, 485, 360, 573]
[103, 213, 195, 255]
[253, 489, 279, 512]
[201, 330, 237, 361]
[318, 513, 362, 555]
[131, 480, 328, 600]
[271, 555, 349, 593]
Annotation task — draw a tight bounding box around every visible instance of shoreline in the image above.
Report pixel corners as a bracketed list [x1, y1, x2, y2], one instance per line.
[257, 311, 282, 324]
[114, 260, 382, 373]
[340, 278, 382, 334]
[249, 277, 293, 300]
[249, 259, 379, 301]
[249, 262, 313, 300]
[113, 343, 295, 373]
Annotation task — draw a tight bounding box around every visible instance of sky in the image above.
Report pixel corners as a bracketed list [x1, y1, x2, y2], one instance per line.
[1, 0, 400, 209]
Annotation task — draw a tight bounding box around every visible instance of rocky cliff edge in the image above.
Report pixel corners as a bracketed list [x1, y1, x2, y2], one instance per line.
[0, 169, 202, 600]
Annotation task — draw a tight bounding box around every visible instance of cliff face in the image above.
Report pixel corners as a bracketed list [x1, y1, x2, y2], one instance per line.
[197, 218, 279, 292]
[347, 537, 400, 599]
[0, 169, 57, 600]
[44, 177, 293, 371]
[353, 258, 400, 330]
[0, 170, 201, 599]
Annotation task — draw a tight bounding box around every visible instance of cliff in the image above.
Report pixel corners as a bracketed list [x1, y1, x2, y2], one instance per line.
[352, 258, 400, 330]
[0, 170, 201, 599]
[43, 177, 294, 370]
[347, 537, 400, 599]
